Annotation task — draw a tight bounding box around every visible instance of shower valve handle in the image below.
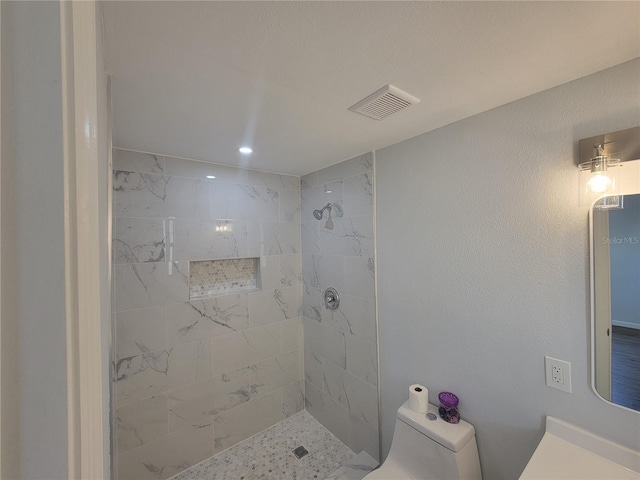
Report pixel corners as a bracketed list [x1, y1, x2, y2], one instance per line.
[323, 287, 340, 310]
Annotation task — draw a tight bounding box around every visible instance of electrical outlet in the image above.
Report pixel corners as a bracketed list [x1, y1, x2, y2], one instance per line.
[545, 356, 572, 393]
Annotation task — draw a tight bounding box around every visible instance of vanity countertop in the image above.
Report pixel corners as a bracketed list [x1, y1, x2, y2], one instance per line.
[519, 417, 640, 480]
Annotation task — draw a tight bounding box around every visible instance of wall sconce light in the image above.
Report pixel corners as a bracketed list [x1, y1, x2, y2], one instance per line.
[215, 221, 232, 233]
[578, 144, 621, 209]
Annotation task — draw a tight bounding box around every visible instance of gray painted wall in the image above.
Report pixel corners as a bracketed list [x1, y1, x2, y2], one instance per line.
[1, 2, 22, 477]
[375, 58, 640, 480]
[1, 2, 69, 478]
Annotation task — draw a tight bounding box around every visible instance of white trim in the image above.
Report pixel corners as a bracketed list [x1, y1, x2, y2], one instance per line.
[611, 320, 640, 330]
[0, 4, 3, 474]
[372, 149, 382, 462]
[591, 206, 612, 399]
[60, 3, 80, 476]
[60, 1, 109, 477]
[106, 72, 115, 480]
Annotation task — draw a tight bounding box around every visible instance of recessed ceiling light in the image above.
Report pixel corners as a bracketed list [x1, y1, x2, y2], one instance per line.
[206, 175, 216, 179]
[238, 146, 253, 155]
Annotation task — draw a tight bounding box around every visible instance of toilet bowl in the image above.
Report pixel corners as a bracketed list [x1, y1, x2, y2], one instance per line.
[364, 401, 482, 479]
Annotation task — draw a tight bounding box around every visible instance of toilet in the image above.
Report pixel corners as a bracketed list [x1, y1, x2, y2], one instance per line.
[364, 400, 482, 479]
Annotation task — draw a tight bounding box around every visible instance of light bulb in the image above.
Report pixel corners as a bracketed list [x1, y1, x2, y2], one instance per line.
[587, 173, 612, 193]
[238, 146, 253, 155]
[577, 145, 621, 208]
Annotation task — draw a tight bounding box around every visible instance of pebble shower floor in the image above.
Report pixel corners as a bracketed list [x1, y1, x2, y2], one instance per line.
[169, 411, 355, 480]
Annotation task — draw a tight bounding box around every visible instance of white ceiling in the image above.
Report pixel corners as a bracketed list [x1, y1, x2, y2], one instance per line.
[102, 1, 640, 176]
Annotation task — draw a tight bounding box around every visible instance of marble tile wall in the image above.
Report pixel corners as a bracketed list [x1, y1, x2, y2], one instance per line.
[112, 149, 303, 480]
[300, 152, 379, 460]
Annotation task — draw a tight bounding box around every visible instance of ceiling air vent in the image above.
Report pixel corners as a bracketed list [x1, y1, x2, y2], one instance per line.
[349, 84, 420, 120]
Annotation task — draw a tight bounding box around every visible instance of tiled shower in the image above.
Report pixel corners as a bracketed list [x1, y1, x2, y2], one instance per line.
[111, 149, 378, 479]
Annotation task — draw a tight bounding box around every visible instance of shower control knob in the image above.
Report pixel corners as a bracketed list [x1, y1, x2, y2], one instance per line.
[323, 287, 340, 310]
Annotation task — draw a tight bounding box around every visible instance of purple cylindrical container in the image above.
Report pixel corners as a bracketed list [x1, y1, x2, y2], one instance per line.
[438, 391, 460, 424]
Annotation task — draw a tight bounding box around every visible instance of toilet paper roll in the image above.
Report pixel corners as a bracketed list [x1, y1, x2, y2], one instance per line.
[409, 384, 429, 413]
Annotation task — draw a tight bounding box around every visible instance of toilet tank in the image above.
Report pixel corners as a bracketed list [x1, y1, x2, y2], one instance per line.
[388, 401, 482, 479]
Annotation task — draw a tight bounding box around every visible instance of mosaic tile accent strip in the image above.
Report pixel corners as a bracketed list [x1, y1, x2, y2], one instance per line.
[190, 258, 258, 299]
[169, 410, 355, 480]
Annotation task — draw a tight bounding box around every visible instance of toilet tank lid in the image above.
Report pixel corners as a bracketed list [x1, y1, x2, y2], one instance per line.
[397, 401, 476, 453]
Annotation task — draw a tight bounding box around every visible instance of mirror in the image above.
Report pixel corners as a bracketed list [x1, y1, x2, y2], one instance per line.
[591, 193, 640, 411]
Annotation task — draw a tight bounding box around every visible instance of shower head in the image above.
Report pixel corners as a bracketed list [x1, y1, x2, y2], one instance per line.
[313, 203, 332, 220]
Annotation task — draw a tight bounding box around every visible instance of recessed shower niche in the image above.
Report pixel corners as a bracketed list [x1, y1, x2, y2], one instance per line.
[189, 257, 259, 300]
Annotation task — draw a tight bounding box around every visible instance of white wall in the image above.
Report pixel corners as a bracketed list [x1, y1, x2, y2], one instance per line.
[375, 58, 640, 480]
[1, 2, 69, 478]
